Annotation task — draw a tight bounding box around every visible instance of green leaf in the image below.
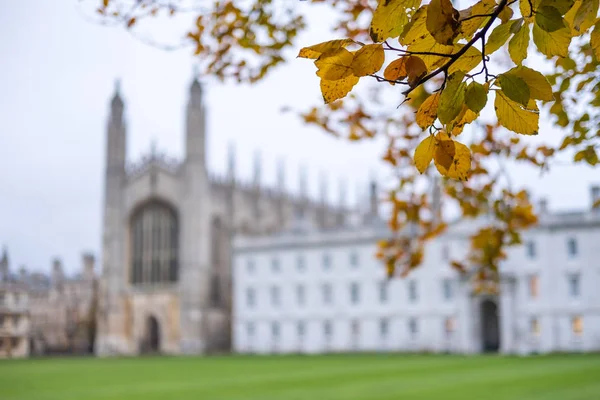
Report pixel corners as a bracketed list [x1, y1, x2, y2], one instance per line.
[438, 71, 467, 124]
[494, 91, 539, 135]
[509, 22, 530, 64]
[465, 82, 488, 113]
[507, 66, 554, 101]
[498, 74, 531, 106]
[539, 0, 575, 14]
[535, 6, 565, 32]
[486, 21, 514, 54]
[532, 23, 571, 57]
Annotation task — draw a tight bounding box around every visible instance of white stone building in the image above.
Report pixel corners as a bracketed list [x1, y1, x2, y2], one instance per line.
[96, 79, 348, 356]
[232, 186, 600, 355]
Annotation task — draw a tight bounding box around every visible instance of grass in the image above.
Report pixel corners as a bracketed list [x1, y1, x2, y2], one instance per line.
[1, 353, 600, 400]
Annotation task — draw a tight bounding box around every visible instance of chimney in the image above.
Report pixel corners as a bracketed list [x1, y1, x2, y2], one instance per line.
[52, 258, 64, 286]
[591, 185, 600, 210]
[82, 253, 95, 279]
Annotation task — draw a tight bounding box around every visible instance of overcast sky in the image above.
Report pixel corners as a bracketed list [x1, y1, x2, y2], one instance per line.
[0, 1, 597, 275]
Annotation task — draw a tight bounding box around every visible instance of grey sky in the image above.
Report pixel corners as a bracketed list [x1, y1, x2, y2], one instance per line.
[0, 1, 597, 275]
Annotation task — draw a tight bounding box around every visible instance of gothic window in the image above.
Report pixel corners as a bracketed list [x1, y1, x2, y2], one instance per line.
[379, 281, 388, 303]
[572, 316, 583, 336]
[409, 318, 418, 339]
[210, 274, 221, 308]
[322, 283, 332, 305]
[530, 317, 540, 337]
[380, 318, 389, 338]
[211, 217, 223, 267]
[130, 201, 178, 285]
[568, 274, 581, 298]
[349, 252, 359, 267]
[526, 241, 536, 259]
[442, 279, 453, 301]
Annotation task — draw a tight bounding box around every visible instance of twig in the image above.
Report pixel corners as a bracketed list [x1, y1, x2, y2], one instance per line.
[384, 41, 454, 58]
[402, 0, 510, 97]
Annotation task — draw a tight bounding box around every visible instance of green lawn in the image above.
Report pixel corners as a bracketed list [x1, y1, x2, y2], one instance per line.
[1, 353, 600, 400]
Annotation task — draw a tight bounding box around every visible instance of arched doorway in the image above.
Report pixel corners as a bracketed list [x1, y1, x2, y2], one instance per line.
[144, 316, 160, 353]
[481, 300, 500, 352]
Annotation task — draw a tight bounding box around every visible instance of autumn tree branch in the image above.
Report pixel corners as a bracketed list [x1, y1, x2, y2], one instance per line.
[402, 0, 510, 97]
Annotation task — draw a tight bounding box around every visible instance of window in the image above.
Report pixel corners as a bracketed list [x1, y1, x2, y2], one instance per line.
[296, 285, 305, 306]
[247, 322, 255, 338]
[350, 252, 359, 267]
[572, 316, 583, 336]
[350, 282, 360, 305]
[210, 275, 221, 307]
[271, 257, 280, 272]
[0, 315, 4, 327]
[270, 286, 280, 307]
[296, 255, 305, 271]
[297, 321, 305, 337]
[322, 253, 331, 270]
[408, 280, 418, 302]
[567, 238, 578, 257]
[379, 281, 388, 303]
[444, 317, 456, 337]
[528, 275, 539, 299]
[272, 322, 280, 340]
[247, 259, 255, 274]
[129, 201, 178, 284]
[0, 293, 4, 306]
[351, 320, 360, 336]
[526, 241, 536, 259]
[530, 317, 540, 337]
[380, 318, 389, 338]
[246, 288, 255, 308]
[568, 274, 580, 298]
[442, 279, 453, 301]
[324, 320, 332, 338]
[322, 283, 332, 305]
[409, 318, 418, 339]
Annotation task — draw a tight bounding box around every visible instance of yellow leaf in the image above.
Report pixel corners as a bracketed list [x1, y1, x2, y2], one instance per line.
[448, 105, 478, 135]
[438, 71, 466, 124]
[458, 0, 498, 38]
[320, 75, 359, 104]
[506, 66, 554, 101]
[499, 5, 514, 23]
[400, 6, 428, 45]
[448, 45, 482, 74]
[591, 21, 600, 59]
[465, 81, 488, 113]
[486, 21, 515, 55]
[351, 44, 385, 77]
[407, 34, 455, 71]
[532, 22, 572, 57]
[315, 48, 354, 80]
[565, 0, 599, 35]
[370, 0, 421, 42]
[541, 0, 575, 14]
[127, 17, 136, 28]
[426, 0, 460, 45]
[414, 135, 436, 173]
[520, 0, 541, 21]
[402, 6, 455, 70]
[298, 39, 355, 59]
[416, 92, 441, 129]
[494, 91, 539, 135]
[384, 57, 408, 83]
[498, 74, 531, 106]
[433, 132, 471, 180]
[405, 56, 428, 87]
[508, 22, 530, 65]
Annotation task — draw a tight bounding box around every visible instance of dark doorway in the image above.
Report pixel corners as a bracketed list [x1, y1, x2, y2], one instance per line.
[481, 300, 500, 352]
[144, 315, 160, 353]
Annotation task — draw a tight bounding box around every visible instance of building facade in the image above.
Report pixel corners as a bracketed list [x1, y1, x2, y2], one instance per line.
[96, 79, 347, 356]
[0, 249, 98, 356]
[0, 250, 30, 358]
[232, 187, 600, 355]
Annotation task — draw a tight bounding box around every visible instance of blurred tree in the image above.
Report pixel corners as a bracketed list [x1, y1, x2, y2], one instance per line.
[86, 0, 599, 291]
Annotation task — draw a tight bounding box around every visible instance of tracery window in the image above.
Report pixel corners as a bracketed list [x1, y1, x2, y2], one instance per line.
[130, 201, 178, 285]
